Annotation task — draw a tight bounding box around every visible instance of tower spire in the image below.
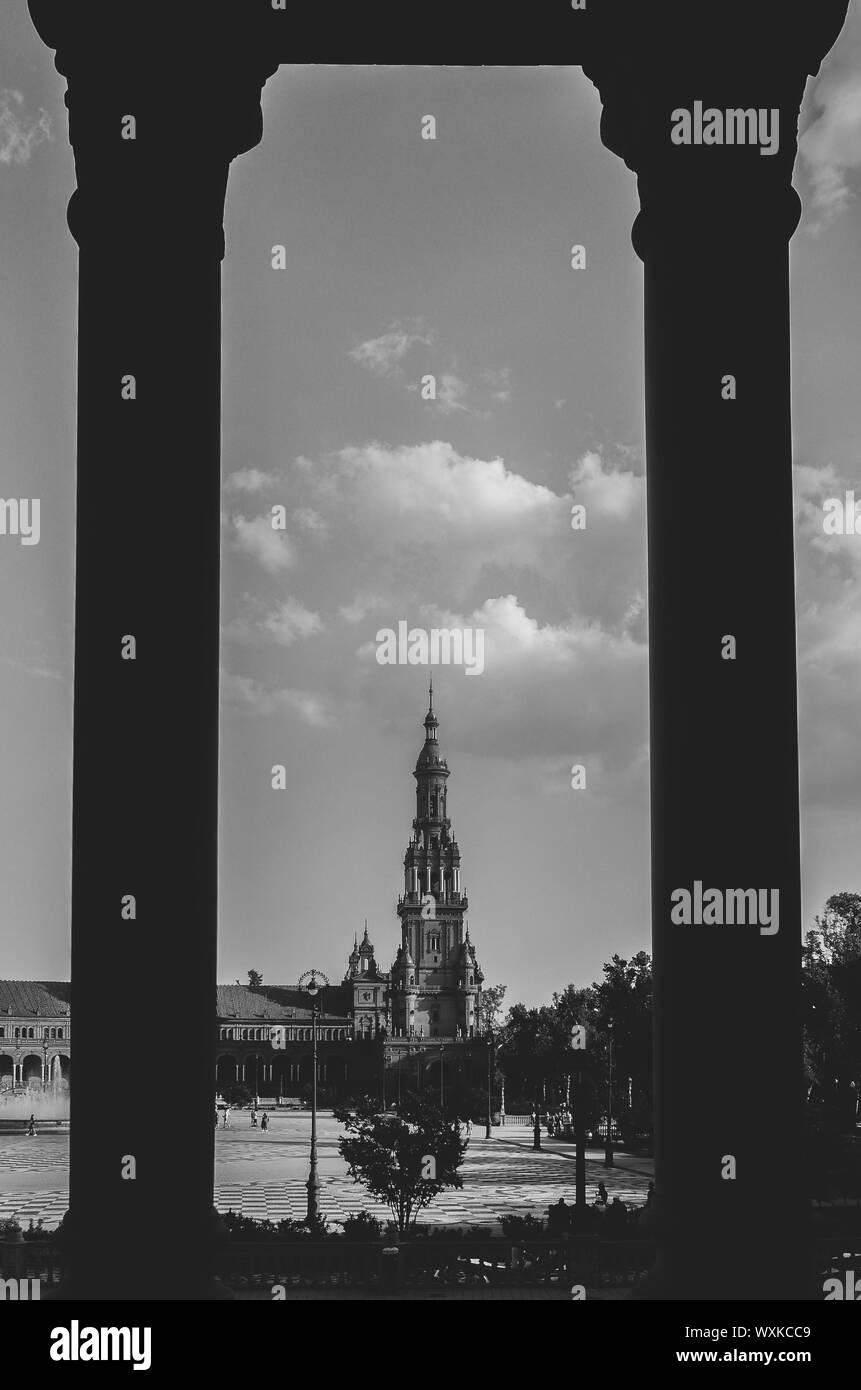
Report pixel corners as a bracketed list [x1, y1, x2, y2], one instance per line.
[428, 674, 434, 715]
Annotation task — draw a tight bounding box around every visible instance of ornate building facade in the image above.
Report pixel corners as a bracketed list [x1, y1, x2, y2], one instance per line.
[1, 689, 488, 1104]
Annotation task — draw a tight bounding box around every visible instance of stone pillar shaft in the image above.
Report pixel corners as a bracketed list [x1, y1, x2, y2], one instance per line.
[585, 0, 850, 1298]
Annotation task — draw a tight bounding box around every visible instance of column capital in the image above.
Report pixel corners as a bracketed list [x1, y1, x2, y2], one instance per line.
[582, 0, 850, 257]
[28, 1, 279, 257]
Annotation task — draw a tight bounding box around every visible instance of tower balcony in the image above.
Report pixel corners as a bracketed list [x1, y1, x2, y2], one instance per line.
[397, 892, 468, 909]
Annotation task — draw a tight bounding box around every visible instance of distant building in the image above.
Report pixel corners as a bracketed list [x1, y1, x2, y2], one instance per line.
[1, 687, 489, 1104]
[0, 981, 71, 1091]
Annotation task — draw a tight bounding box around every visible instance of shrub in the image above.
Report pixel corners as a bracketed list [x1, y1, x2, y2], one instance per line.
[500, 1212, 545, 1239]
[340, 1211, 382, 1242]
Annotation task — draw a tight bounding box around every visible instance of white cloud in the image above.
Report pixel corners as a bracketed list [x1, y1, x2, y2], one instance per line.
[310, 440, 568, 577]
[224, 596, 324, 646]
[569, 449, 643, 521]
[799, 3, 861, 232]
[794, 460, 861, 805]
[409, 364, 511, 418]
[356, 593, 649, 774]
[230, 515, 296, 574]
[221, 671, 334, 726]
[0, 91, 52, 166]
[339, 592, 387, 624]
[223, 468, 276, 495]
[349, 320, 433, 376]
[292, 507, 329, 539]
[483, 366, 512, 403]
[294, 441, 646, 629]
[436, 372, 470, 415]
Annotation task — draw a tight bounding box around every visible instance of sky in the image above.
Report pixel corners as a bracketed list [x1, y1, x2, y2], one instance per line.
[2, 3, 861, 1007]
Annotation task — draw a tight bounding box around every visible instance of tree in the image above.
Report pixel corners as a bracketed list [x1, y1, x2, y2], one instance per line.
[247, 969, 263, 988]
[476, 983, 507, 1033]
[334, 1094, 467, 1235]
[223, 1082, 253, 1108]
[803, 893, 861, 1126]
[496, 1003, 558, 1110]
[590, 953, 653, 1138]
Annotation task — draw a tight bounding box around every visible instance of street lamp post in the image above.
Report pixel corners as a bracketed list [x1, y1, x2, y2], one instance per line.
[604, 1020, 615, 1169]
[299, 968, 330, 1225]
[485, 1028, 494, 1139]
[570, 1024, 587, 1219]
[533, 1088, 542, 1152]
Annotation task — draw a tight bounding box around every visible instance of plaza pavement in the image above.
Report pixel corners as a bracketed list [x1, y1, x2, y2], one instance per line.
[0, 1112, 653, 1233]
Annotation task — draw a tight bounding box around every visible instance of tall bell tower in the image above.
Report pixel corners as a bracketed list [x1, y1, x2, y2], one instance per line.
[391, 681, 483, 1039]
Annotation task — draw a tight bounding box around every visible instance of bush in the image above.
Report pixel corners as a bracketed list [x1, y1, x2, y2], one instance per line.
[500, 1212, 545, 1239]
[222, 1211, 329, 1242]
[223, 1084, 254, 1108]
[0, 1218, 46, 1243]
[341, 1211, 382, 1242]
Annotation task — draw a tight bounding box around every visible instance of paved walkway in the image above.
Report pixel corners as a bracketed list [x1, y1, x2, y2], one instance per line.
[0, 1117, 654, 1232]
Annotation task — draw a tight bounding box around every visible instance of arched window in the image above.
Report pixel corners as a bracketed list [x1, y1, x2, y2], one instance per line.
[58, 1028, 64, 1039]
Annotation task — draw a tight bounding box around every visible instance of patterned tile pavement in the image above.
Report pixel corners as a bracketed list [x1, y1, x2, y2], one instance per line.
[0, 1128, 653, 1233]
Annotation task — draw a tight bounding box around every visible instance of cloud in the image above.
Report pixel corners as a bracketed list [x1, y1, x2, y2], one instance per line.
[307, 440, 568, 581]
[793, 460, 861, 805]
[569, 449, 643, 521]
[356, 592, 649, 776]
[1, 654, 62, 681]
[292, 441, 646, 629]
[224, 596, 324, 646]
[230, 514, 296, 574]
[482, 366, 512, 404]
[221, 671, 334, 725]
[408, 364, 512, 418]
[292, 507, 329, 539]
[223, 468, 276, 495]
[799, 3, 861, 232]
[436, 372, 470, 415]
[349, 320, 433, 376]
[0, 90, 52, 166]
[339, 592, 387, 624]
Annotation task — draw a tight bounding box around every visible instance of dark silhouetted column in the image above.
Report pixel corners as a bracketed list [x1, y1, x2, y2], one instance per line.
[585, 0, 849, 1298]
[29, 2, 276, 1298]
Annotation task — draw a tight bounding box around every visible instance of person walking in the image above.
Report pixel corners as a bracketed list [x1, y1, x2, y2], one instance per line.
[27, 1113, 36, 1137]
[223, 1106, 231, 1129]
[260, 1112, 269, 1132]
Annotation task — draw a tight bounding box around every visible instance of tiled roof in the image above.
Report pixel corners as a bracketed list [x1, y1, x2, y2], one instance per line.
[0, 981, 355, 1024]
[0, 981, 71, 1018]
[217, 984, 353, 1023]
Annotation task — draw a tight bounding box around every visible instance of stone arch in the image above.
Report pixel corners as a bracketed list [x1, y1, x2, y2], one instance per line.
[21, 1054, 42, 1087]
[246, 1054, 265, 1091]
[216, 1054, 238, 1089]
